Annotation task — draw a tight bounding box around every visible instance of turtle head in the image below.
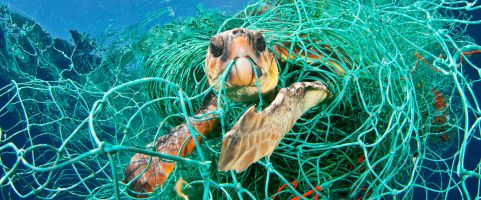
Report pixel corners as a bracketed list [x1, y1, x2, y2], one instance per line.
[205, 28, 278, 102]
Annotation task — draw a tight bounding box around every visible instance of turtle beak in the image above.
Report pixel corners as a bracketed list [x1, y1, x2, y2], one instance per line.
[228, 57, 262, 87]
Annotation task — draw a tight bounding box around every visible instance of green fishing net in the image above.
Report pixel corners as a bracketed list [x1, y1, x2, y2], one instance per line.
[0, 0, 480, 199]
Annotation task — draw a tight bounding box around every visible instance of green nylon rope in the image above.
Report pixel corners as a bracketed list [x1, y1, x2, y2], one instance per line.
[0, 0, 480, 199]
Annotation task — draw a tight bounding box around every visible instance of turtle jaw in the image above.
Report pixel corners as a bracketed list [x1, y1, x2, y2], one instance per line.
[225, 53, 278, 102]
[205, 28, 279, 102]
[228, 56, 262, 87]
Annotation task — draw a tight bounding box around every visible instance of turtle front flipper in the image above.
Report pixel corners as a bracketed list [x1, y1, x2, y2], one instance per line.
[218, 81, 330, 172]
[123, 95, 218, 196]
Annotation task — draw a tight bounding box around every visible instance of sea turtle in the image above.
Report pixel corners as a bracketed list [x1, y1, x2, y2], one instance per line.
[123, 28, 348, 195]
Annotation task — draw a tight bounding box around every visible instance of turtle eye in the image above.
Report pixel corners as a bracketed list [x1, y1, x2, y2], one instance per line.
[209, 36, 224, 57]
[255, 34, 266, 52]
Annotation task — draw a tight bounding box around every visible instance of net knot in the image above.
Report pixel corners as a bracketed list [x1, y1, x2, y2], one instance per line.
[235, 183, 242, 191]
[265, 162, 273, 172]
[17, 148, 24, 158]
[297, 145, 304, 154]
[98, 142, 107, 153]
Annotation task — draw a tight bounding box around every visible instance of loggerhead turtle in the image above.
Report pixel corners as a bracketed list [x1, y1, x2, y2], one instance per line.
[123, 28, 349, 195]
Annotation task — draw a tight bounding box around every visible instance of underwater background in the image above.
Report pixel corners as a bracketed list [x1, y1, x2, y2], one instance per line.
[0, 0, 480, 199]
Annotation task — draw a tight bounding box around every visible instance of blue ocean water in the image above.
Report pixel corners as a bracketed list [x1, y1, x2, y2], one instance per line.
[0, 0, 248, 39]
[0, 1, 479, 199]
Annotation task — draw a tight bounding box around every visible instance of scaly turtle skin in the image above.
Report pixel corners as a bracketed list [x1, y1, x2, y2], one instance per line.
[123, 28, 344, 196]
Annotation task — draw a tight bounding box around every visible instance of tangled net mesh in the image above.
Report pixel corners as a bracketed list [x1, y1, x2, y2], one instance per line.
[0, 0, 480, 199]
